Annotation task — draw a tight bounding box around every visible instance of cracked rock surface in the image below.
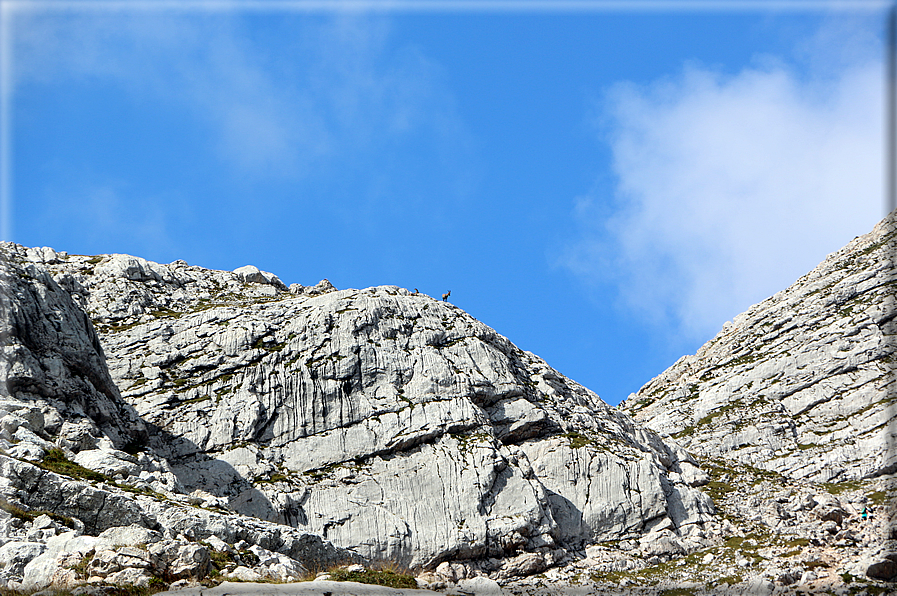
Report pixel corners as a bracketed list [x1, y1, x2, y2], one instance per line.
[0, 242, 714, 587]
[622, 210, 897, 484]
[3, 209, 897, 595]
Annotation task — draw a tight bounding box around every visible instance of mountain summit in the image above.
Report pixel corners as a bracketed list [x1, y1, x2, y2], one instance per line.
[0, 242, 713, 591]
[1, 212, 895, 594]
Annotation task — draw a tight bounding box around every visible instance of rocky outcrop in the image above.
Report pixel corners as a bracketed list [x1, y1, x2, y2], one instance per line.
[0, 241, 717, 588]
[621, 211, 897, 483]
[0, 249, 147, 453]
[6, 202, 895, 594]
[0, 246, 360, 590]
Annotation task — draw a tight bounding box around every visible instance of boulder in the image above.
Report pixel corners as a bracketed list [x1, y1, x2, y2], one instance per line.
[864, 551, 897, 581]
[73, 449, 141, 478]
[105, 567, 155, 587]
[94, 525, 163, 552]
[147, 540, 211, 580]
[0, 541, 46, 576]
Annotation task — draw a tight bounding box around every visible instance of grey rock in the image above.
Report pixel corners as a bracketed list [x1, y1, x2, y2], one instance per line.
[0, 247, 147, 451]
[0, 541, 46, 577]
[73, 449, 141, 478]
[21, 532, 97, 589]
[104, 567, 155, 587]
[10, 242, 715, 571]
[94, 524, 163, 552]
[453, 576, 503, 595]
[224, 566, 264, 582]
[233, 266, 286, 290]
[147, 540, 211, 580]
[87, 547, 152, 577]
[864, 551, 897, 581]
[746, 576, 774, 595]
[622, 210, 897, 482]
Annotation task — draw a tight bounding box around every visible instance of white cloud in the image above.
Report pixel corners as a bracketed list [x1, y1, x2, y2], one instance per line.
[565, 20, 883, 341]
[38, 181, 179, 259]
[12, 9, 459, 179]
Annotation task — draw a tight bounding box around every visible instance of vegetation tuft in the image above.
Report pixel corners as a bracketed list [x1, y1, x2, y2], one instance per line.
[38, 449, 109, 482]
[0, 497, 76, 529]
[328, 566, 417, 589]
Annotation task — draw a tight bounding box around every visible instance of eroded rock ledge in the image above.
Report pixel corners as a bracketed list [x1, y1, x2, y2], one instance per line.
[0, 243, 715, 591]
[621, 210, 897, 484]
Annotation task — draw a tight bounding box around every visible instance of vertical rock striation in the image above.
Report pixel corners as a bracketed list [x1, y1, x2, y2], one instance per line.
[7, 244, 716, 572]
[622, 210, 897, 482]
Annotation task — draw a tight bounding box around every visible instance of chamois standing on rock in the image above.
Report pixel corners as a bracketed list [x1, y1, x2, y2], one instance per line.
[442, 290, 451, 302]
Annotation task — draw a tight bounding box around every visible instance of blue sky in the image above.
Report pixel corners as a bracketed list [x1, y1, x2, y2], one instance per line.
[2, 1, 887, 405]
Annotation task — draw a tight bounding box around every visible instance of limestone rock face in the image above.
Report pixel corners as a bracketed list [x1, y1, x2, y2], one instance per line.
[0, 246, 360, 590]
[4, 243, 715, 571]
[0, 249, 146, 450]
[622, 211, 897, 483]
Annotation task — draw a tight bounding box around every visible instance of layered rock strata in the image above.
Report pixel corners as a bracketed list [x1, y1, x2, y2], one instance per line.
[0, 249, 359, 590]
[622, 211, 897, 483]
[0, 242, 716, 587]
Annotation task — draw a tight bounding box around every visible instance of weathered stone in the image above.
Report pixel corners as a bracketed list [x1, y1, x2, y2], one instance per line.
[224, 566, 263, 582]
[5, 242, 715, 571]
[0, 249, 147, 451]
[455, 576, 503, 595]
[147, 540, 210, 579]
[0, 541, 46, 576]
[21, 532, 97, 589]
[9, 210, 897, 594]
[622, 211, 897, 483]
[73, 449, 141, 478]
[104, 567, 154, 587]
[864, 551, 897, 581]
[94, 525, 163, 552]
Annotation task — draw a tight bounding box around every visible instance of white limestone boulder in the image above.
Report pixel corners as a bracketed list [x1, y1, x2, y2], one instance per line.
[73, 448, 141, 478]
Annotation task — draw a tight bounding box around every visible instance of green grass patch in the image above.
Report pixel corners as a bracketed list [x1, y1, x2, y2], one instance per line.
[149, 307, 181, 319]
[868, 490, 888, 506]
[39, 449, 109, 482]
[180, 395, 212, 405]
[673, 426, 696, 439]
[785, 537, 810, 548]
[696, 399, 745, 427]
[822, 480, 864, 495]
[255, 472, 290, 484]
[105, 320, 142, 333]
[0, 497, 77, 528]
[328, 567, 417, 589]
[252, 337, 286, 352]
[564, 431, 594, 449]
[69, 552, 94, 579]
[705, 481, 735, 500]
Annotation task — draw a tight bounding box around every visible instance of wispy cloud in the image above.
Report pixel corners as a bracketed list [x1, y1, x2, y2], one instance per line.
[12, 9, 460, 179]
[37, 181, 179, 259]
[563, 17, 883, 341]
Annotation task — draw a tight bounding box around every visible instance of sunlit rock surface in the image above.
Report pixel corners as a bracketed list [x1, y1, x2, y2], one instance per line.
[622, 211, 897, 483]
[1, 242, 713, 584]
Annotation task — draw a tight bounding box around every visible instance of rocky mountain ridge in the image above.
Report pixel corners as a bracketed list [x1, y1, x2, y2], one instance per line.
[0, 210, 895, 595]
[621, 210, 896, 484]
[0, 241, 719, 593]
